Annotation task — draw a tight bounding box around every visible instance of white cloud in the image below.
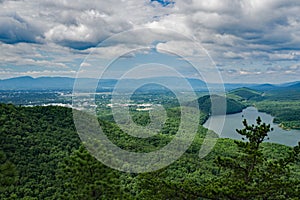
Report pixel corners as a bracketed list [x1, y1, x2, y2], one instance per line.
[1, 0, 300, 82]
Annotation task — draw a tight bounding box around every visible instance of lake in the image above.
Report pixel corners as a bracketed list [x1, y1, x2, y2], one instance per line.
[203, 106, 300, 147]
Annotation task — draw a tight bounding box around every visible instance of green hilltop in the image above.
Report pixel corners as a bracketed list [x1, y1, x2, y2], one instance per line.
[227, 87, 263, 101]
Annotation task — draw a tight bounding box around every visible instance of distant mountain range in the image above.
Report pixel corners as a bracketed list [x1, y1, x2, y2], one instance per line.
[0, 76, 206, 91]
[0, 76, 299, 92]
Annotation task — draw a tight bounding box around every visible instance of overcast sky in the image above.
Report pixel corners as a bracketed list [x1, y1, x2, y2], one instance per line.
[0, 0, 300, 83]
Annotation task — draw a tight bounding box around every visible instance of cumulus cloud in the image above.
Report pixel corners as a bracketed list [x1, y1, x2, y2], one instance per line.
[267, 64, 300, 74]
[0, 12, 41, 44]
[44, 9, 134, 50]
[0, 42, 83, 79]
[0, 0, 300, 82]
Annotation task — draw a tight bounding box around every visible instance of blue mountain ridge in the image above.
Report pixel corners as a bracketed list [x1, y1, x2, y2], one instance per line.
[0, 76, 299, 92]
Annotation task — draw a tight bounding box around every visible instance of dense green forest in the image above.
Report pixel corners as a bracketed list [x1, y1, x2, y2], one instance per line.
[1, 103, 300, 199]
[255, 101, 300, 130]
[195, 94, 247, 115]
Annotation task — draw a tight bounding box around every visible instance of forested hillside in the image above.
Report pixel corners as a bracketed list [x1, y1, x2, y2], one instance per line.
[227, 87, 300, 130]
[185, 95, 247, 116]
[1, 104, 300, 199]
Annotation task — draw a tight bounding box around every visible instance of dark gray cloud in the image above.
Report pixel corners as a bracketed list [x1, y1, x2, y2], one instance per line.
[0, 12, 41, 44]
[174, 0, 300, 61]
[0, 0, 300, 82]
[0, 0, 172, 49]
[1, 0, 298, 54]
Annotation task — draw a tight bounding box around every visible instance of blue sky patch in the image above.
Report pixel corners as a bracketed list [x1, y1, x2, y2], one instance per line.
[150, 0, 174, 7]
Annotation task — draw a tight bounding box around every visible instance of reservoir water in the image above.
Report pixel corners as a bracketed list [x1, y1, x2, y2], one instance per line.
[203, 107, 300, 147]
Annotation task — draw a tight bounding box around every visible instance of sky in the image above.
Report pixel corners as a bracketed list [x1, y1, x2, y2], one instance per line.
[0, 0, 300, 83]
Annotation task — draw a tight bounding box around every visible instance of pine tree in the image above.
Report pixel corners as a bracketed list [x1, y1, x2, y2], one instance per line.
[208, 117, 300, 199]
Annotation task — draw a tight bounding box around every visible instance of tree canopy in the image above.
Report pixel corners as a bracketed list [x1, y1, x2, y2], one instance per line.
[0, 103, 300, 199]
